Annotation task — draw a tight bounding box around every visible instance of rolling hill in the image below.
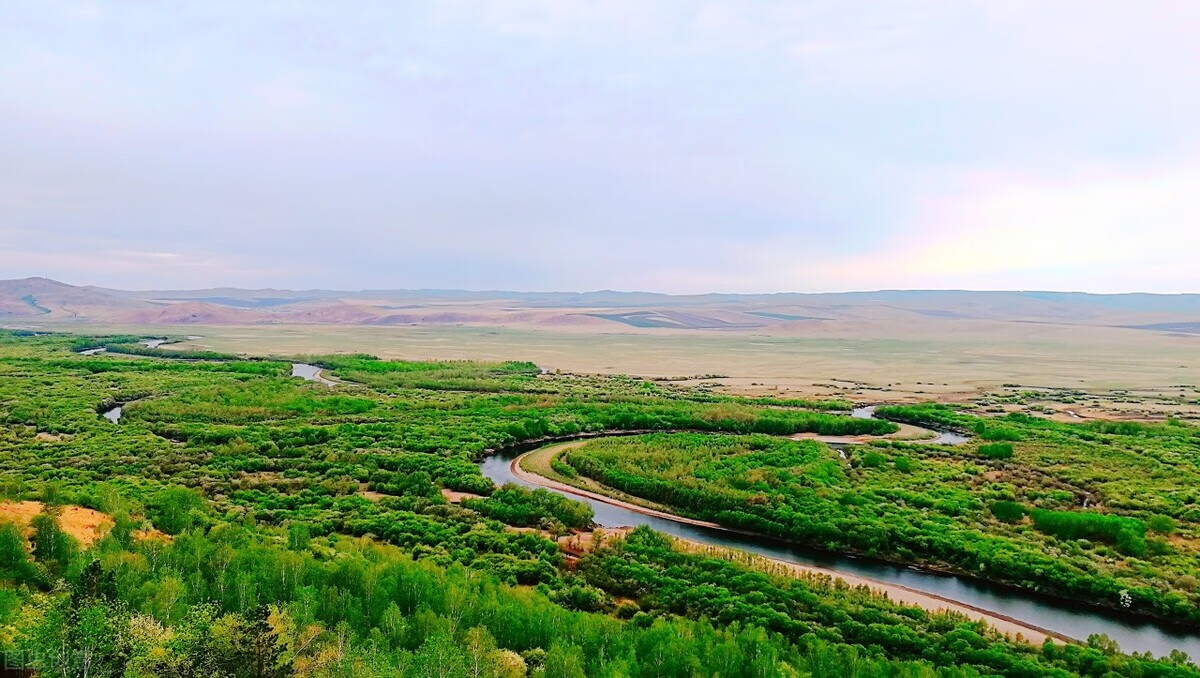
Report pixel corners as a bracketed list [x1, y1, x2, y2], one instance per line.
[2, 277, 1198, 337]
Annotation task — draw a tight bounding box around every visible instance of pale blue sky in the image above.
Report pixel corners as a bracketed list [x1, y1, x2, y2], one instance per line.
[2, 1, 1199, 292]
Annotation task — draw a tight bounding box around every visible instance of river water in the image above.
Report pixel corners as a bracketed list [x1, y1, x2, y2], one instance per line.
[292, 363, 337, 385]
[479, 433, 1200, 659]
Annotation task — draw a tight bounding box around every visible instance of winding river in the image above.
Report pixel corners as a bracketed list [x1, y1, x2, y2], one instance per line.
[478, 416, 1200, 659]
[74, 344, 1199, 656]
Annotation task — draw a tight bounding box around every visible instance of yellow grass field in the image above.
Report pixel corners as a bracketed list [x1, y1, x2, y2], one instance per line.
[44, 319, 1200, 416]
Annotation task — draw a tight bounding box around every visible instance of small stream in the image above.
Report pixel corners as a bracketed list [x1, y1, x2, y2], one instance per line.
[292, 363, 337, 386]
[852, 405, 969, 445]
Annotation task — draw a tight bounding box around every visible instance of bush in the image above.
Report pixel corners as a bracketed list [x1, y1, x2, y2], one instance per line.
[978, 443, 1014, 459]
[463, 483, 594, 529]
[861, 451, 886, 468]
[1147, 514, 1176, 534]
[1031, 509, 1145, 547]
[1116, 528, 1147, 557]
[551, 458, 578, 479]
[976, 424, 1022, 442]
[990, 501, 1027, 524]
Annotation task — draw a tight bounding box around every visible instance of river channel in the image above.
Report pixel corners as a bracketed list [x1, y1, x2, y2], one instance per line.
[479, 423, 1200, 659]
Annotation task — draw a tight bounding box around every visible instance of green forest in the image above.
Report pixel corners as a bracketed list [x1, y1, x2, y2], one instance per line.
[0, 331, 1197, 676]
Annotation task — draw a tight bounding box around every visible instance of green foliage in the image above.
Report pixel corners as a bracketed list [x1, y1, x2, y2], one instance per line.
[978, 442, 1014, 459]
[1148, 514, 1177, 534]
[31, 511, 77, 574]
[462, 483, 595, 530]
[1030, 509, 1145, 545]
[581, 527, 1198, 678]
[561, 431, 1200, 623]
[150, 485, 206, 534]
[0, 521, 38, 584]
[976, 424, 1023, 442]
[0, 331, 1198, 676]
[862, 450, 887, 467]
[989, 501, 1027, 524]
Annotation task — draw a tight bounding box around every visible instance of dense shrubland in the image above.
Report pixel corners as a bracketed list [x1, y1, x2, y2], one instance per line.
[0, 330, 1196, 676]
[561, 427, 1200, 624]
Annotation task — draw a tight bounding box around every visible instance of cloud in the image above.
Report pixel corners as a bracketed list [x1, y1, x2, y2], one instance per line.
[1, 2, 1198, 292]
[778, 162, 1200, 293]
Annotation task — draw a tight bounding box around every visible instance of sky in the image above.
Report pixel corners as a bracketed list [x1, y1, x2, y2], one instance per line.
[2, 1, 1199, 294]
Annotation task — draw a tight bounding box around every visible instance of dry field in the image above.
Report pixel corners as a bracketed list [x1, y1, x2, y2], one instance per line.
[37, 318, 1200, 420]
[0, 501, 112, 547]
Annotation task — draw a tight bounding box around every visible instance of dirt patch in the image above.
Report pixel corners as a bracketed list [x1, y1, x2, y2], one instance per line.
[0, 501, 168, 547]
[440, 488, 483, 504]
[35, 432, 69, 442]
[357, 483, 389, 502]
[558, 527, 632, 555]
[0, 501, 112, 547]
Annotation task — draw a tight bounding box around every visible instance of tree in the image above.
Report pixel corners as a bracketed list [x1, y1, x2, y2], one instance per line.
[409, 633, 467, 678]
[288, 523, 312, 551]
[151, 485, 206, 535]
[464, 626, 497, 678]
[544, 642, 587, 678]
[0, 521, 37, 584]
[861, 452, 886, 468]
[31, 511, 77, 575]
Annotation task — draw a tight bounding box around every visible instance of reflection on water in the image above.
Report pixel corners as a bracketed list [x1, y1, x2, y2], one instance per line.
[101, 405, 122, 423]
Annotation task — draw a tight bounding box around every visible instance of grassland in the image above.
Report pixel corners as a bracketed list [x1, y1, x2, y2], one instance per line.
[26, 320, 1200, 412]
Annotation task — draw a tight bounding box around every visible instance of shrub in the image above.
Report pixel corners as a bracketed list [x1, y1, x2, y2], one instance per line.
[990, 501, 1027, 524]
[1116, 528, 1147, 557]
[551, 458, 578, 479]
[1147, 514, 1176, 534]
[976, 424, 1022, 442]
[978, 443, 1014, 460]
[861, 451, 886, 468]
[1031, 509, 1145, 547]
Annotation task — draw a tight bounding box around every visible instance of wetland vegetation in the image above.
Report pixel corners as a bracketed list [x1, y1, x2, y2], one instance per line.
[0, 330, 1197, 676]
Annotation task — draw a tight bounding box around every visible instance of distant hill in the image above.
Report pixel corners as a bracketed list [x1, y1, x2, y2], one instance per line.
[2, 277, 1198, 335]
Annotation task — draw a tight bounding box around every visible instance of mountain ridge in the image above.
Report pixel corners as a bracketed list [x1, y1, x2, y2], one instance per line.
[2, 277, 1198, 333]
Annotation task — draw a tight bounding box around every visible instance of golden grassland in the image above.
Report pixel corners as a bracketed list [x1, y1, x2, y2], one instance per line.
[18, 318, 1200, 419]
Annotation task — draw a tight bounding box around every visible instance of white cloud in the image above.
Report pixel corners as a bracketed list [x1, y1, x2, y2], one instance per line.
[776, 162, 1200, 292]
[2, 2, 1199, 292]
